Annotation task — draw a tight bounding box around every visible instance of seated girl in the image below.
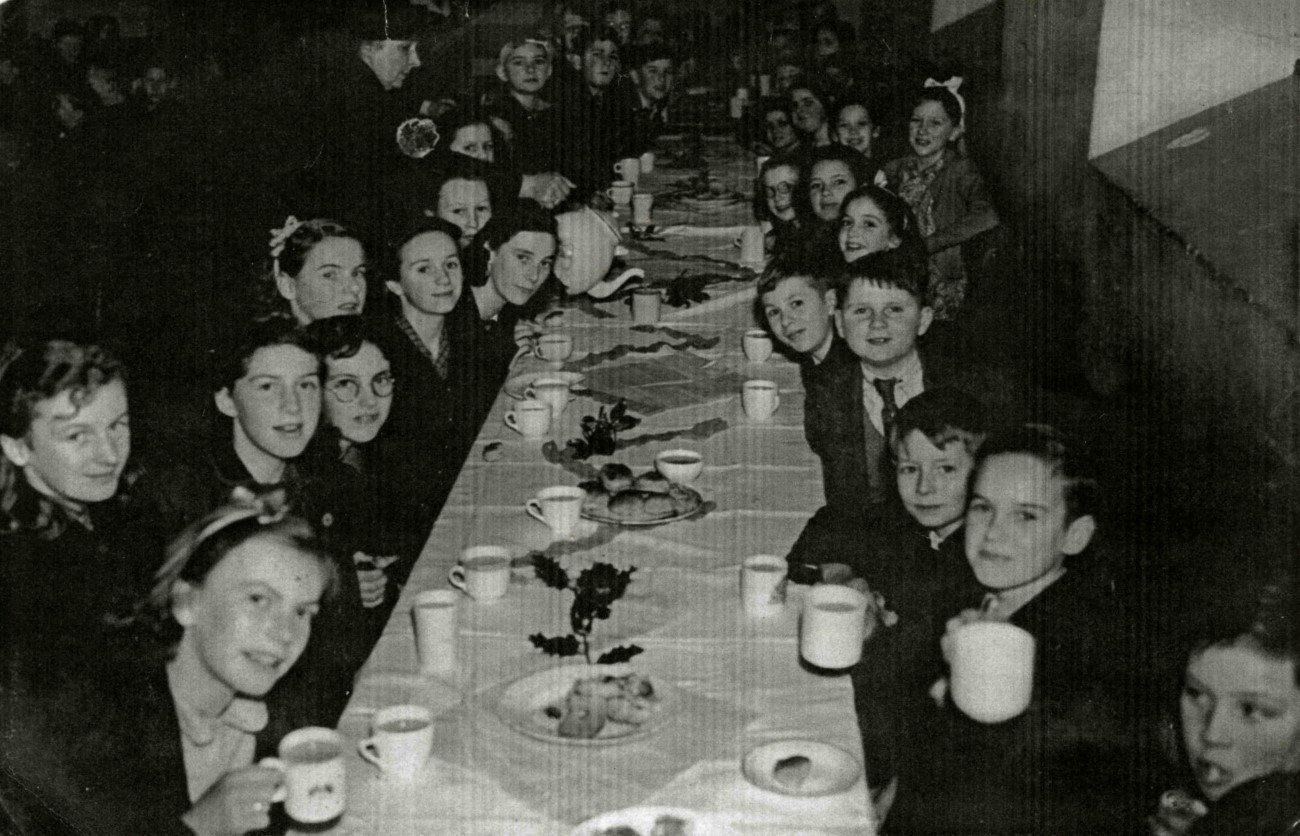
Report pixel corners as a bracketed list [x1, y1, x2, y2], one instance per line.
[0, 490, 335, 836]
[264, 217, 369, 324]
[834, 93, 880, 166]
[795, 144, 875, 258]
[466, 199, 559, 329]
[0, 338, 150, 667]
[753, 154, 804, 257]
[754, 97, 801, 157]
[1149, 574, 1300, 836]
[837, 183, 926, 268]
[302, 316, 408, 620]
[881, 80, 999, 321]
[370, 219, 511, 554]
[789, 77, 837, 149]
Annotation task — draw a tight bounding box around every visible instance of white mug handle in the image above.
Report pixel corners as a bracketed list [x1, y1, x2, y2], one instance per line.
[525, 499, 546, 524]
[448, 565, 468, 591]
[772, 394, 781, 412]
[357, 738, 384, 772]
[523, 385, 538, 400]
[258, 757, 288, 804]
[504, 412, 522, 434]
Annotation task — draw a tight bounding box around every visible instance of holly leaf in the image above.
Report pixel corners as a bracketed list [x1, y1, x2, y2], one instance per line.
[529, 633, 581, 657]
[597, 645, 644, 665]
[532, 554, 571, 590]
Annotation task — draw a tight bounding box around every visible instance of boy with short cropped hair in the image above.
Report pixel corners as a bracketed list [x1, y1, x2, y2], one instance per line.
[786, 249, 935, 583]
[756, 252, 853, 384]
[883, 424, 1143, 834]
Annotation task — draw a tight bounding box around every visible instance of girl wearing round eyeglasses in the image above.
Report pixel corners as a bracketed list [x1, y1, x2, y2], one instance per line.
[303, 315, 406, 624]
[752, 154, 804, 258]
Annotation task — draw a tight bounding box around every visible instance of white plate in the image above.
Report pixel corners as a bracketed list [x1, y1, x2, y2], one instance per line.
[571, 806, 737, 836]
[504, 370, 587, 400]
[580, 484, 705, 527]
[741, 740, 862, 798]
[495, 664, 676, 746]
[677, 195, 744, 212]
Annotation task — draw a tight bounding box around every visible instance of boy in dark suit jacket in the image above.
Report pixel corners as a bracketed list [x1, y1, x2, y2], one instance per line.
[841, 387, 989, 800]
[786, 250, 933, 583]
[884, 424, 1143, 834]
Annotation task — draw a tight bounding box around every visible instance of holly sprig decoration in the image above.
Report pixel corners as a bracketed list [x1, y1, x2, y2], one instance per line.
[529, 555, 643, 665]
[556, 399, 641, 460]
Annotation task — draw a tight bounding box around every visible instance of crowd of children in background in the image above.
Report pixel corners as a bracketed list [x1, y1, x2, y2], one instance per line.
[0, 2, 1297, 835]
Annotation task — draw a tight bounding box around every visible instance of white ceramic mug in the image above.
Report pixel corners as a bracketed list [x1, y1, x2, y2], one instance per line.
[655, 448, 704, 483]
[448, 546, 511, 602]
[606, 180, 634, 209]
[524, 379, 573, 419]
[758, 73, 772, 96]
[739, 225, 766, 264]
[741, 554, 787, 618]
[525, 485, 585, 537]
[743, 329, 774, 362]
[742, 380, 780, 421]
[412, 589, 458, 675]
[800, 585, 868, 670]
[262, 727, 347, 824]
[949, 621, 1036, 723]
[638, 150, 655, 174]
[631, 287, 661, 325]
[504, 399, 551, 438]
[358, 705, 433, 781]
[631, 192, 654, 226]
[613, 157, 640, 185]
[534, 332, 574, 362]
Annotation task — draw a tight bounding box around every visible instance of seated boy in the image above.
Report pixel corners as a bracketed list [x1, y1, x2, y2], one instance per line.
[841, 387, 988, 802]
[883, 424, 1142, 834]
[756, 252, 854, 388]
[786, 249, 934, 583]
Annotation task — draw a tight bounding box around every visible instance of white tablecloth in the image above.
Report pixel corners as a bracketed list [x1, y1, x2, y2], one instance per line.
[302, 142, 876, 836]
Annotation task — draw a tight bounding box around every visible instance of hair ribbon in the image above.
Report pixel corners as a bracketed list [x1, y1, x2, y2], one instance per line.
[924, 76, 965, 127]
[269, 216, 304, 276]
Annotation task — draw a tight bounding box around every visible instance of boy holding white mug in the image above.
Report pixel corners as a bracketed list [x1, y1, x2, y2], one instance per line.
[884, 425, 1144, 835]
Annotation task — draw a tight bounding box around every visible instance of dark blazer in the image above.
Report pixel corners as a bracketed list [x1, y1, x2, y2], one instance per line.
[0, 642, 193, 836]
[884, 563, 1147, 835]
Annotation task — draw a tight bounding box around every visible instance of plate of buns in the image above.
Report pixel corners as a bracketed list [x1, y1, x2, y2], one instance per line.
[580, 463, 705, 526]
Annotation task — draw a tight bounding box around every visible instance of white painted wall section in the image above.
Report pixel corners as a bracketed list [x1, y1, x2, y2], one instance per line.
[1089, 0, 1299, 158]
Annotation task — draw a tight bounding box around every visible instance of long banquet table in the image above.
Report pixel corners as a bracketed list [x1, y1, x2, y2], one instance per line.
[304, 138, 877, 835]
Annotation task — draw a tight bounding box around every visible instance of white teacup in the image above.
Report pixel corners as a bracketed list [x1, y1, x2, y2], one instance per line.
[504, 399, 551, 438]
[358, 705, 432, 781]
[607, 179, 634, 208]
[534, 333, 574, 362]
[525, 485, 585, 538]
[741, 554, 787, 618]
[800, 585, 868, 670]
[631, 192, 654, 227]
[655, 448, 704, 484]
[743, 329, 774, 362]
[742, 380, 780, 421]
[448, 546, 511, 602]
[524, 379, 574, 419]
[638, 150, 655, 174]
[412, 589, 458, 675]
[631, 287, 661, 325]
[739, 225, 766, 263]
[949, 621, 1036, 723]
[262, 727, 347, 824]
[614, 157, 641, 185]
